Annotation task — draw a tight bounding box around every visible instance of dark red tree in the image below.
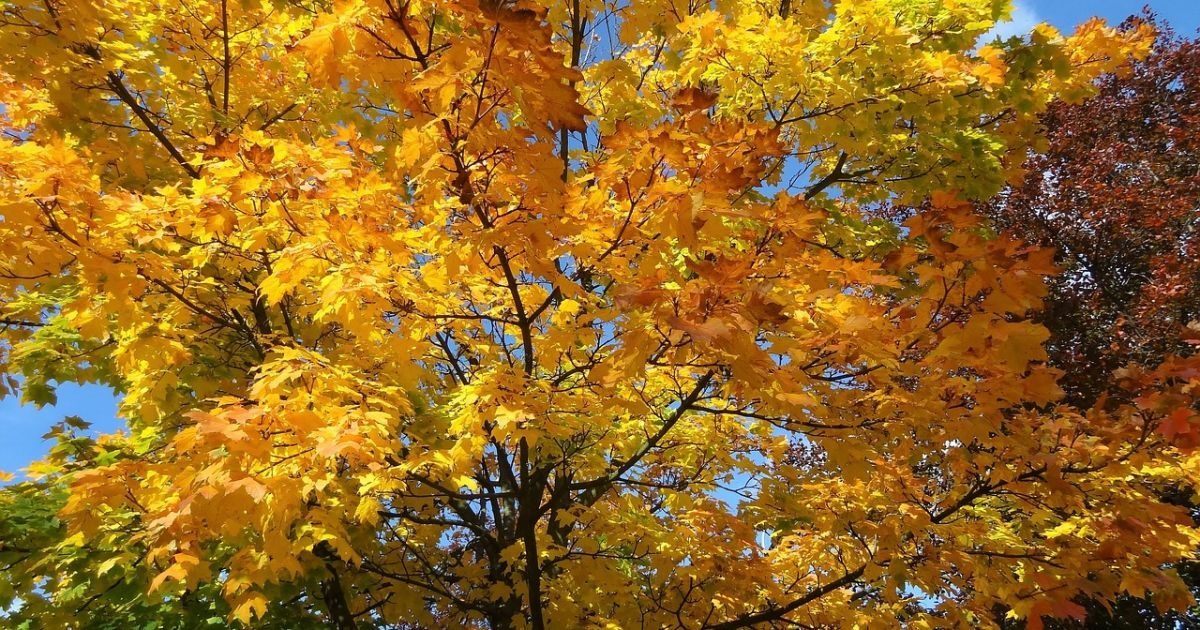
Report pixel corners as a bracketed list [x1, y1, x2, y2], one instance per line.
[983, 15, 1200, 628]
[985, 15, 1200, 410]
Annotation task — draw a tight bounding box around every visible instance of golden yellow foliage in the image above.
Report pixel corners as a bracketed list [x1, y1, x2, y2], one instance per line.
[0, 0, 1192, 628]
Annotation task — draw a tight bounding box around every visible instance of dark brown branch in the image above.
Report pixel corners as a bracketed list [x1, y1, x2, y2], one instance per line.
[220, 0, 231, 119]
[0, 317, 43, 328]
[572, 370, 716, 502]
[314, 542, 357, 629]
[105, 72, 199, 178]
[703, 565, 867, 629]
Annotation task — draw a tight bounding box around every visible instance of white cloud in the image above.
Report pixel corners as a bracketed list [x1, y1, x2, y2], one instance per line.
[987, 0, 1042, 41]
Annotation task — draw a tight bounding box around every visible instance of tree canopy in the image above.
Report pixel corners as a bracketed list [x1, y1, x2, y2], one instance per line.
[979, 17, 1200, 627]
[984, 16, 1200, 410]
[1, 0, 1197, 628]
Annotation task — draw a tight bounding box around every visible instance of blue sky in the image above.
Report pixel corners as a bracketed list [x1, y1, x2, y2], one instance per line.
[1, 383, 121, 476]
[997, 1, 1200, 39]
[2, 0, 1199, 477]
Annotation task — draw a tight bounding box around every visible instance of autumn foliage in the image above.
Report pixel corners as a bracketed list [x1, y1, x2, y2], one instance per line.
[0, 0, 1198, 628]
[985, 17, 1200, 410]
[979, 18, 1200, 627]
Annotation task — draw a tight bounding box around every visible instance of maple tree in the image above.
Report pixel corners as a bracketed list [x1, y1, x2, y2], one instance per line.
[978, 16, 1200, 627]
[984, 16, 1200, 410]
[0, 0, 1198, 628]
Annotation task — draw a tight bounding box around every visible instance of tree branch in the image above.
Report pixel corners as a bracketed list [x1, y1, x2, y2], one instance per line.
[703, 565, 867, 629]
[105, 72, 200, 178]
[572, 370, 715, 503]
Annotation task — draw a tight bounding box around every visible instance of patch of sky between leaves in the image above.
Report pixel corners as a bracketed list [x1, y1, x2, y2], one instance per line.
[988, 0, 1043, 42]
[0, 381, 123, 482]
